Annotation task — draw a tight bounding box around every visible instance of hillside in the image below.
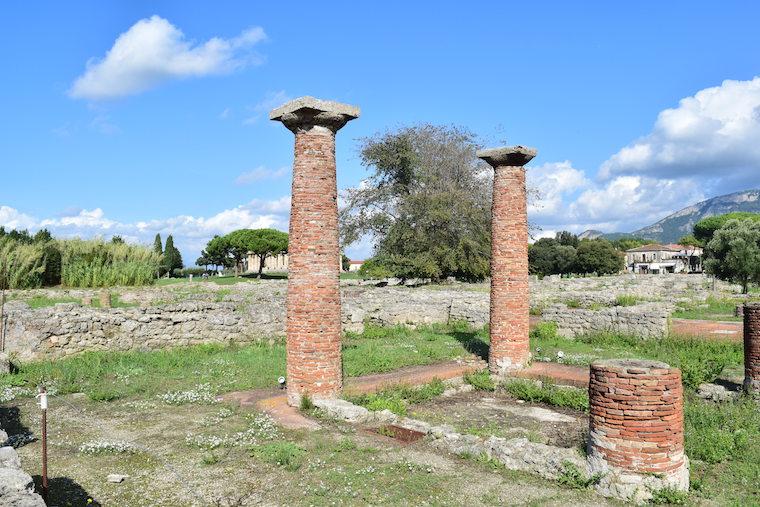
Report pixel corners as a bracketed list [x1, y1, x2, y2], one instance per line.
[578, 189, 760, 243]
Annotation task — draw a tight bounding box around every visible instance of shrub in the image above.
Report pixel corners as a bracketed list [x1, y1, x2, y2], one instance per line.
[463, 369, 495, 391]
[502, 379, 589, 411]
[358, 258, 395, 279]
[557, 461, 601, 489]
[614, 294, 638, 306]
[530, 322, 558, 341]
[650, 487, 688, 505]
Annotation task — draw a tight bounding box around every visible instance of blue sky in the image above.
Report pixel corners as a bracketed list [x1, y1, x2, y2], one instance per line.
[1, 1, 759, 263]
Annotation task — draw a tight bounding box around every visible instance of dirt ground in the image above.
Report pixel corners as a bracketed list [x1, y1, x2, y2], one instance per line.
[408, 391, 588, 450]
[3, 393, 614, 506]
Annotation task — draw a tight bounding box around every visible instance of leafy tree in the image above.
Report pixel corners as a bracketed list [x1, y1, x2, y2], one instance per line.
[204, 235, 233, 272]
[33, 229, 53, 243]
[162, 235, 183, 275]
[693, 212, 760, 244]
[555, 231, 579, 248]
[678, 234, 701, 247]
[575, 239, 624, 275]
[528, 238, 578, 277]
[341, 253, 351, 272]
[554, 245, 577, 275]
[704, 219, 760, 293]
[611, 236, 651, 252]
[226, 228, 288, 278]
[111, 235, 124, 244]
[196, 254, 211, 271]
[153, 234, 163, 255]
[340, 124, 498, 282]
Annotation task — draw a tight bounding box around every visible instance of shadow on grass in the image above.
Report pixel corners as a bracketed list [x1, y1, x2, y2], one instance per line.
[450, 329, 489, 361]
[32, 476, 102, 506]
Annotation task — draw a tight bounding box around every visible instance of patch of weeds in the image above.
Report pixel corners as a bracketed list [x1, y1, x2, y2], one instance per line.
[78, 440, 141, 455]
[347, 378, 446, 416]
[557, 461, 601, 489]
[649, 487, 688, 504]
[565, 299, 582, 309]
[201, 452, 222, 466]
[615, 294, 639, 307]
[23, 295, 81, 308]
[299, 393, 314, 411]
[529, 306, 543, 316]
[86, 387, 121, 402]
[333, 437, 357, 452]
[252, 441, 306, 471]
[531, 321, 558, 341]
[501, 379, 589, 412]
[464, 369, 495, 391]
[684, 396, 758, 464]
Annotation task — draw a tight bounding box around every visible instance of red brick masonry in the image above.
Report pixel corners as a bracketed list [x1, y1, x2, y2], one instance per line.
[588, 359, 686, 477]
[271, 98, 359, 405]
[744, 303, 760, 392]
[478, 146, 535, 374]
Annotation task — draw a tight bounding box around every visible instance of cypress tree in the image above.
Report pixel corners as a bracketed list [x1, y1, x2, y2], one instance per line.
[163, 235, 183, 276]
[153, 234, 163, 255]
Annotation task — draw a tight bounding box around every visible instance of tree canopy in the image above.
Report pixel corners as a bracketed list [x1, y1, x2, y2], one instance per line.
[693, 212, 760, 244]
[162, 235, 183, 275]
[575, 239, 624, 275]
[201, 229, 288, 277]
[342, 124, 497, 281]
[704, 219, 760, 293]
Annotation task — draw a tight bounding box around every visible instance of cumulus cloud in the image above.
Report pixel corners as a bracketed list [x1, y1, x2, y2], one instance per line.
[0, 199, 290, 265]
[527, 161, 589, 217]
[234, 166, 289, 185]
[69, 16, 266, 100]
[600, 77, 760, 191]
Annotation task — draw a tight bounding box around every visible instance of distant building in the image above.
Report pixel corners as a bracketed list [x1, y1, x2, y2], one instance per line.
[244, 253, 356, 273]
[625, 243, 703, 274]
[347, 260, 365, 272]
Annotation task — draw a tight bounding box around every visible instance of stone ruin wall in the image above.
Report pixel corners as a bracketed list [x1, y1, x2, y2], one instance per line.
[1, 274, 719, 360]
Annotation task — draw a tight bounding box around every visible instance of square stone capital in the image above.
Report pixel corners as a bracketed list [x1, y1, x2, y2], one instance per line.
[477, 146, 537, 168]
[270, 96, 360, 133]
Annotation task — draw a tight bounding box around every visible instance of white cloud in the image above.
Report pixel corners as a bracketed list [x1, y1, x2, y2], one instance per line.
[234, 166, 289, 185]
[600, 77, 760, 192]
[0, 198, 289, 265]
[243, 90, 290, 124]
[527, 161, 589, 217]
[70, 16, 266, 100]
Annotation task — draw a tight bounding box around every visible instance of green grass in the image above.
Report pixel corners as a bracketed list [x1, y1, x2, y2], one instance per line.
[251, 441, 306, 471]
[154, 276, 259, 287]
[614, 294, 639, 307]
[530, 326, 743, 389]
[19, 295, 81, 308]
[347, 378, 446, 416]
[501, 379, 589, 412]
[90, 293, 138, 308]
[672, 294, 746, 321]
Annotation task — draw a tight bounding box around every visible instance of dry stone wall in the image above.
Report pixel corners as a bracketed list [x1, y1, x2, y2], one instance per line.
[1, 274, 721, 360]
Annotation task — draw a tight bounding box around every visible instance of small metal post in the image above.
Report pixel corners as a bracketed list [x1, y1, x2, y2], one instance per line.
[38, 386, 49, 503]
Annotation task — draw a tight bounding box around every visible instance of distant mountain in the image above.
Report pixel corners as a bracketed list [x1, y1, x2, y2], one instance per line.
[576, 189, 760, 244]
[631, 189, 760, 243]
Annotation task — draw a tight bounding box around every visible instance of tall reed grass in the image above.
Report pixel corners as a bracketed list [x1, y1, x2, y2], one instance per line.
[0, 237, 46, 289]
[59, 239, 160, 287]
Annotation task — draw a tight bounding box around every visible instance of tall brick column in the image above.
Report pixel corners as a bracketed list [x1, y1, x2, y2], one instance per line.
[743, 303, 760, 393]
[477, 146, 535, 374]
[270, 97, 360, 405]
[588, 359, 689, 502]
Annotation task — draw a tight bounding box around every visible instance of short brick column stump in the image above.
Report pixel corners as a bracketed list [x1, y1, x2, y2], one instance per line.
[587, 359, 689, 502]
[477, 146, 535, 374]
[744, 303, 760, 393]
[270, 97, 360, 406]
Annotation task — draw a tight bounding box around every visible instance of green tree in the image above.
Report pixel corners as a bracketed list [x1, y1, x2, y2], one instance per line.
[111, 235, 124, 244]
[556, 231, 579, 248]
[704, 219, 760, 293]
[204, 235, 233, 272]
[611, 236, 651, 252]
[528, 238, 577, 277]
[341, 253, 351, 272]
[153, 234, 163, 255]
[340, 124, 496, 282]
[226, 229, 288, 278]
[575, 239, 624, 275]
[693, 212, 760, 244]
[162, 235, 183, 275]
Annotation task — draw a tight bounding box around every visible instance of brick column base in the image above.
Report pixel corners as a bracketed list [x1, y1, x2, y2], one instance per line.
[588, 359, 689, 503]
[744, 303, 760, 393]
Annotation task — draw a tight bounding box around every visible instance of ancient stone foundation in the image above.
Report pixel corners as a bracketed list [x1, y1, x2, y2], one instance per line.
[743, 303, 760, 393]
[477, 146, 535, 374]
[587, 359, 688, 503]
[271, 97, 359, 405]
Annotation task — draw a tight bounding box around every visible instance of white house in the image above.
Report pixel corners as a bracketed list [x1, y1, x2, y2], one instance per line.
[625, 243, 703, 274]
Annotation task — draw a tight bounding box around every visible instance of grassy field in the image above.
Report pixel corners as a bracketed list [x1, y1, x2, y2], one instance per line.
[672, 294, 755, 321]
[1, 323, 756, 505]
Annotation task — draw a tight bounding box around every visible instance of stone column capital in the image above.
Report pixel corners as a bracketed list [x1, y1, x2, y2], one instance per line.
[477, 145, 537, 168]
[270, 96, 360, 133]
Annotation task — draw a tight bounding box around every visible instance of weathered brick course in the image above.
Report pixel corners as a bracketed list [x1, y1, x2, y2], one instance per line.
[587, 359, 688, 501]
[271, 97, 359, 405]
[477, 146, 536, 374]
[744, 303, 760, 393]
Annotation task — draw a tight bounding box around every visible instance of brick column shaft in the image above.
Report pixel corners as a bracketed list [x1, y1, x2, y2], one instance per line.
[270, 97, 359, 405]
[588, 359, 688, 501]
[744, 303, 760, 392]
[477, 146, 536, 374]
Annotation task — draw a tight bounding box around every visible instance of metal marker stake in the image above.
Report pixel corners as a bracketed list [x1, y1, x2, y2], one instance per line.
[38, 386, 49, 503]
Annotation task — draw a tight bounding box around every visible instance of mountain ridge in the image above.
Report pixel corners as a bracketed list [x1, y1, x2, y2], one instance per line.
[579, 189, 760, 243]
